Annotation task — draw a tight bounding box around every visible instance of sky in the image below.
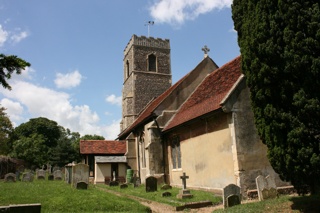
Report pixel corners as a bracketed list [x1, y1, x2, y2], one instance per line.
[0, 0, 240, 139]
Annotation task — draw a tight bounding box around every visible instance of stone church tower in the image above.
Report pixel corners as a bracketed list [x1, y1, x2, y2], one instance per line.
[121, 35, 172, 132]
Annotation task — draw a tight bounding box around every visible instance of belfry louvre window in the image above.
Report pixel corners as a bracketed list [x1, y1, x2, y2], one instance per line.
[148, 54, 156, 72]
[171, 136, 181, 169]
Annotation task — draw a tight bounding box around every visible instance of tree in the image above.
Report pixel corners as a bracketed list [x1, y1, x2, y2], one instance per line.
[0, 54, 30, 90]
[0, 106, 14, 154]
[80, 134, 105, 140]
[11, 117, 61, 167]
[232, 1, 320, 194]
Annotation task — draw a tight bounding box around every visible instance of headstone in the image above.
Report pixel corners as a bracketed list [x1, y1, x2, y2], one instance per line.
[22, 172, 34, 182]
[161, 184, 172, 190]
[47, 164, 52, 174]
[120, 183, 128, 189]
[15, 171, 20, 181]
[133, 177, 141, 188]
[222, 184, 241, 208]
[109, 181, 119, 187]
[256, 175, 278, 201]
[72, 163, 89, 189]
[145, 176, 157, 192]
[53, 170, 63, 180]
[4, 173, 16, 182]
[36, 169, 46, 180]
[76, 181, 88, 189]
[162, 191, 172, 197]
[48, 174, 54, 180]
[177, 172, 193, 199]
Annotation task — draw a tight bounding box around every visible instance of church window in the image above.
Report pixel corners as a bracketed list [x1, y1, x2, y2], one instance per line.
[126, 60, 130, 78]
[148, 54, 157, 72]
[171, 136, 181, 169]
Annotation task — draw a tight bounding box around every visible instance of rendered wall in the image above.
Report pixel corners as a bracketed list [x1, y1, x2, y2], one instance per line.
[94, 164, 110, 184]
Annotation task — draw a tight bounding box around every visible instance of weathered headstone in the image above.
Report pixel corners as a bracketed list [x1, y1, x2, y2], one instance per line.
[256, 175, 278, 201]
[109, 181, 119, 187]
[145, 176, 157, 192]
[22, 172, 34, 182]
[4, 173, 16, 182]
[177, 172, 193, 199]
[36, 169, 46, 180]
[223, 184, 241, 208]
[53, 170, 63, 180]
[47, 164, 52, 174]
[162, 191, 172, 197]
[133, 177, 141, 188]
[76, 181, 88, 189]
[72, 163, 89, 189]
[48, 174, 54, 180]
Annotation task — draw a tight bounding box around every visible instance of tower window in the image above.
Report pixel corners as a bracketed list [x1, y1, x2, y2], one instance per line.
[126, 60, 130, 78]
[148, 54, 156, 72]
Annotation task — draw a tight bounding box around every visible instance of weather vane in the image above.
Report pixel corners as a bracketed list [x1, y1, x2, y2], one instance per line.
[145, 21, 154, 37]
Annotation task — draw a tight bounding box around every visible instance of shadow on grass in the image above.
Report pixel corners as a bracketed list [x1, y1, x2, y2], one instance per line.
[290, 195, 320, 213]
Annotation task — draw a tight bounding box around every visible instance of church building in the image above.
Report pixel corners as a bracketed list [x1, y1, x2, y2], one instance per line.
[118, 34, 287, 197]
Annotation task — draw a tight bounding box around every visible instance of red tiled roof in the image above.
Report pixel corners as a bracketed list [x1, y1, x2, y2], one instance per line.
[163, 56, 242, 131]
[117, 58, 215, 139]
[80, 140, 126, 154]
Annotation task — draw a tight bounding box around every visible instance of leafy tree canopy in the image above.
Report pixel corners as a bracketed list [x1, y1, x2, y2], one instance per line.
[0, 106, 14, 155]
[80, 134, 105, 140]
[232, 0, 320, 194]
[0, 54, 30, 90]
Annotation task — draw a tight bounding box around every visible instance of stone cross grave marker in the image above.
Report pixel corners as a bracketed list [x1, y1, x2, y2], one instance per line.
[4, 173, 16, 182]
[223, 184, 241, 208]
[145, 176, 157, 192]
[53, 170, 63, 180]
[72, 163, 89, 189]
[36, 169, 46, 180]
[177, 172, 193, 199]
[256, 175, 278, 201]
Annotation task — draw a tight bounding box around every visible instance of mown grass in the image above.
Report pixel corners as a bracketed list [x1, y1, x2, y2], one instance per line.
[0, 180, 150, 213]
[213, 195, 320, 213]
[98, 184, 222, 207]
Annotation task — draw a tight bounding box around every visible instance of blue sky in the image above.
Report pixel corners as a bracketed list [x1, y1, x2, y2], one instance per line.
[0, 0, 239, 139]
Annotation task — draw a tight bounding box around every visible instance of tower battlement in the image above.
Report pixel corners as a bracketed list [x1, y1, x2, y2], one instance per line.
[124, 34, 170, 56]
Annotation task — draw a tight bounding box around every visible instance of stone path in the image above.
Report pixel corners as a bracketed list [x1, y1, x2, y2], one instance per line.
[97, 187, 224, 212]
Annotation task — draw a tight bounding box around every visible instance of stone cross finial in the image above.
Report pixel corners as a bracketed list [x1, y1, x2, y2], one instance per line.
[180, 172, 189, 190]
[201, 45, 210, 58]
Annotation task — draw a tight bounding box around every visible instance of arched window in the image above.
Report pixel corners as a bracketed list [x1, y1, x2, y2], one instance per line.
[148, 54, 156, 72]
[126, 60, 130, 78]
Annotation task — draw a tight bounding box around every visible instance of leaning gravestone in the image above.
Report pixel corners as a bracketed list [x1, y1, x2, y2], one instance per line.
[256, 175, 278, 201]
[22, 172, 34, 182]
[223, 184, 241, 208]
[36, 169, 46, 180]
[4, 173, 16, 182]
[145, 176, 157, 192]
[53, 170, 63, 180]
[72, 163, 89, 189]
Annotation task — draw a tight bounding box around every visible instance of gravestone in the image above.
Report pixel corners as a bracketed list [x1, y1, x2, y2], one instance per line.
[162, 191, 172, 197]
[47, 164, 52, 174]
[48, 174, 54, 180]
[4, 173, 16, 182]
[223, 184, 241, 208]
[22, 172, 34, 182]
[256, 175, 278, 201]
[109, 181, 119, 187]
[133, 176, 141, 188]
[53, 170, 63, 180]
[76, 181, 88, 189]
[145, 176, 157, 192]
[72, 163, 89, 189]
[15, 171, 21, 181]
[177, 172, 193, 199]
[36, 169, 46, 180]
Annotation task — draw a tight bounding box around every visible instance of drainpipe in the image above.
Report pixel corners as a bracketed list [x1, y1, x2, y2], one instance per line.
[152, 114, 167, 183]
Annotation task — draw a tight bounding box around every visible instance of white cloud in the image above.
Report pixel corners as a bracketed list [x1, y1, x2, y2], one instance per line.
[54, 70, 82, 89]
[0, 25, 9, 46]
[149, 0, 232, 25]
[11, 30, 28, 43]
[105, 94, 122, 106]
[0, 98, 24, 125]
[0, 80, 119, 138]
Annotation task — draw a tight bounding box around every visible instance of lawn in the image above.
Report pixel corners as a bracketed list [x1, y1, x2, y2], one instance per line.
[0, 180, 150, 213]
[213, 194, 320, 213]
[98, 183, 222, 207]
